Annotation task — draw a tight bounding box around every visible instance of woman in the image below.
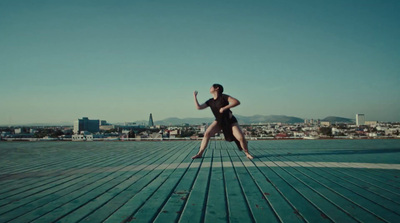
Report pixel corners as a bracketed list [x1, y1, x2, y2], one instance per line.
[192, 84, 254, 159]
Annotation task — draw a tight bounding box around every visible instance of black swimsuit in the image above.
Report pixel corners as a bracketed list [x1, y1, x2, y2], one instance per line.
[205, 94, 238, 142]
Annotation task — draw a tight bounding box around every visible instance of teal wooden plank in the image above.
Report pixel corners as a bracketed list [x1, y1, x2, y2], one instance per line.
[232, 145, 304, 223]
[204, 148, 228, 223]
[265, 147, 400, 222]
[361, 169, 400, 184]
[290, 148, 400, 189]
[280, 160, 396, 222]
[0, 153, 106, 193]
[0, 145, 141, 206]
[291, 151, 400, 194]
[271, 140, 400, 187]
[153, 143, 202, 223]
[0, 142, 154, 177]
[0, 143, 105, 178]
[288, 162, 400, 221]
[116, 143, 196, 222]
[314, 165, 400, 206]
[272, 158, 378, 222]
[256, 142, 398, 221]
[250, 143, 331, 222]
[6, 143, 167, 223]
[0, 146, 81, 174]
[99, 142, 196, 223]
[343, 169, 400, 191]
[178, 143, 213, 223]
[0, 174, 82, 209]
[32, 143, 184, 223]
[220, 143, 254, 223]
[2, 158, 151, 222]
[81, 142, 196, 222]
[2, 173, 110, 222]
[1, 140, 399, 223]
[0, 143, 140, 196]
[227, 148, 279, 223]
[343, 169, 400, 196]
[0, 149, 134, 200]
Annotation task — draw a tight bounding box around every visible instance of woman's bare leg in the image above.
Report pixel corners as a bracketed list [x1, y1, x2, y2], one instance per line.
[232, 123, 254, 159]
[192, 121, 221, 159]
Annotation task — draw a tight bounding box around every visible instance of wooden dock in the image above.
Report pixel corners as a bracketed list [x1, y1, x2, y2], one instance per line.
[0, 140, 400, 222]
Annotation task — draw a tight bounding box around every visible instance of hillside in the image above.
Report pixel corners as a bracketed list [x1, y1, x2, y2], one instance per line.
[322, 116, 354, 123]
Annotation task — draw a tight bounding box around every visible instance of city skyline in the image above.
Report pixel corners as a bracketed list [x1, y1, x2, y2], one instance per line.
[1, 0, 399, 125]
[0, 113, 387, 127]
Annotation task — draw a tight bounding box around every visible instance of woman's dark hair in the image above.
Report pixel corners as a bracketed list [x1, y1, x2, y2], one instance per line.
[213, 84, 224, 94]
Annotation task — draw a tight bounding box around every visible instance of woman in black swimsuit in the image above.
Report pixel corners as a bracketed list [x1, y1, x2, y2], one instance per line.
[192, 84, 253, 159]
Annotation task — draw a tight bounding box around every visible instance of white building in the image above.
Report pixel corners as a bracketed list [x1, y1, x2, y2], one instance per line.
[356, 114, 365, 126]
[72, 134, 93, 141]
[169, 129, 180, 139]
[293, 132, 305, 138]
[200, 123, 208, 133]
[320, 121, 330, 127]
[332, 127, 341, 135]
[365, 121, 378, 126]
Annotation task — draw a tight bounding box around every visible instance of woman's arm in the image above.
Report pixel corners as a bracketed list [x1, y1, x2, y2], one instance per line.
[194, 91, 208, 110]
[219, 96, 240, 113]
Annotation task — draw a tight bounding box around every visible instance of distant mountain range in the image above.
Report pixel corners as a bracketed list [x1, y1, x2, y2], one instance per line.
[149, 115, 354, 125]
[235, 115, 304, 124]
[321, 116, 354, 123]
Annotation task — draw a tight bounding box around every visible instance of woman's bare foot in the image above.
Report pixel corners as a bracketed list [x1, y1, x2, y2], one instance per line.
[245, 152, 254, 159]
[191, 154, 202, 159]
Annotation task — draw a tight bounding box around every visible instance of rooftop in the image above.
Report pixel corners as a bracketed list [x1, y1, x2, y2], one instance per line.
[1, 140, 400, 222]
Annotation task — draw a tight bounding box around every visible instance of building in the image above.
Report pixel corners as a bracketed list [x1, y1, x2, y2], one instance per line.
[73, 117, 100, 134]
[304, 119, 315, 125]
[99, 120, 114, 131]
[356, 114, 365, 126]
[365, 121, 378, 126]
[99, 125, 115, 131]
[320, 121, 330, 127]
[72, 134, 93, 141]
[200, 123, 208, 133]
[168, 129, 180, 139]
[148, 113, 154, 127]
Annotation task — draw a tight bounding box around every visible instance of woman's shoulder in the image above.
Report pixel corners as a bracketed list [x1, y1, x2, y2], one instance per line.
[222, 94, 231, 99]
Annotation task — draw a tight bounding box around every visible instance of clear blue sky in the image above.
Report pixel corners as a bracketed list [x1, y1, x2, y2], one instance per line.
[1, 0, 399, 125]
